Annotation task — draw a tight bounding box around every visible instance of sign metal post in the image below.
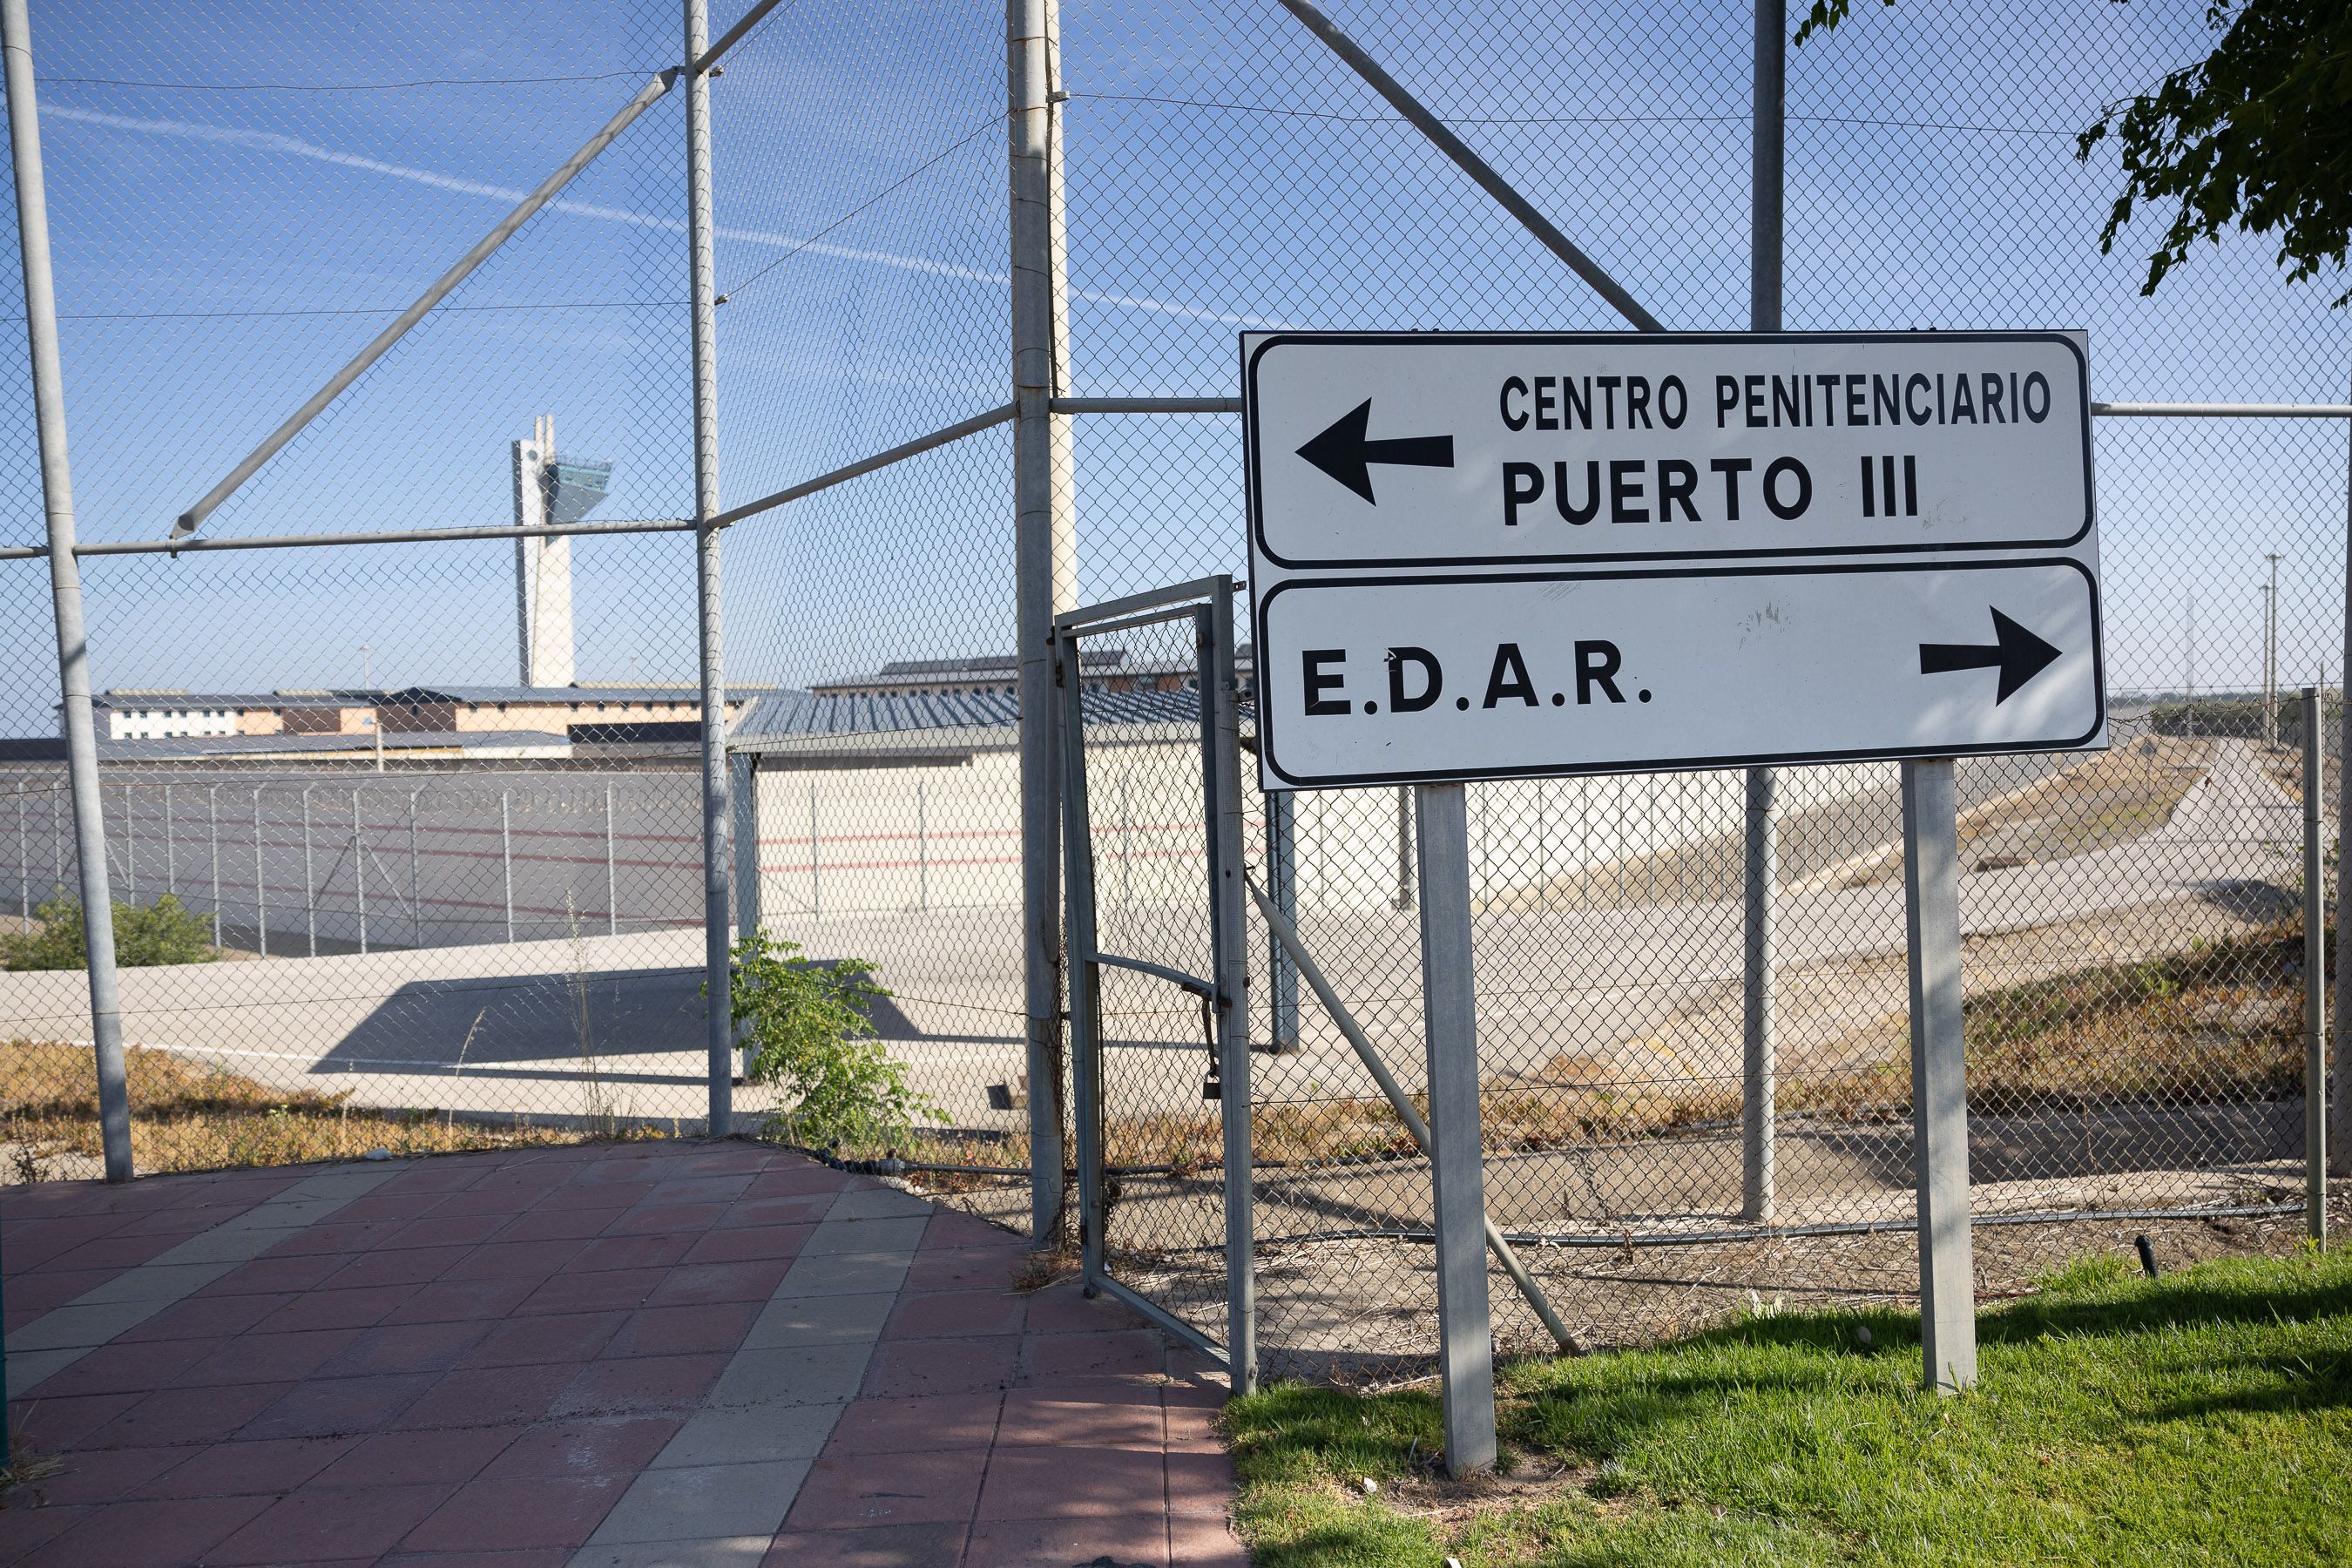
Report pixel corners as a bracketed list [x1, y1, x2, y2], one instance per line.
[1414, 781, 1497, 1471]
[1903, 758, 1976, 1390]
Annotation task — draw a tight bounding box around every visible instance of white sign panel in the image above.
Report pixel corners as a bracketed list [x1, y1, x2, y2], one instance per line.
[1247, 331, 2090, 570]
[1241, 330, 2103, 790]
[1254, 558, 2102, 787]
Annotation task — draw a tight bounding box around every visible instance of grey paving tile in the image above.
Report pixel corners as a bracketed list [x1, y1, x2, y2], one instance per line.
[652, 1402, 846, 1467]
[823, 1187, 935, 1222]
[2, 1345, 84, 1393]
[586, 1460, 812, 1544]
[568, 1535, 773, 1568]
[74, 1260, 240, 1304]
[742, 1293, 896, 1348]
[800, 1216, 929, 1257]
[151, 1227, 286, 1266]
[707, 1345, 873, 1409]
[774, 1252, 911, 1299]
[4, 1297, 167, 1352]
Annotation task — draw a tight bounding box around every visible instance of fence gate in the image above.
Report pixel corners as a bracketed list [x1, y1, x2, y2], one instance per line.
[1056, 576, 1255, 1392]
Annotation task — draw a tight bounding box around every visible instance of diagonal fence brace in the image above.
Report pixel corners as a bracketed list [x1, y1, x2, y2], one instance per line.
[1247, 875, 1583, 1355]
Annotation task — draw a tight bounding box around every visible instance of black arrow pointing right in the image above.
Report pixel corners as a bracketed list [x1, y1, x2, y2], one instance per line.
[1919, 608, 2064, 703]
[1296, 399, 1455, 504]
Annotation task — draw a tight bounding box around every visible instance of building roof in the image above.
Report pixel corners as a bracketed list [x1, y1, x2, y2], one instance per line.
[90, 684, 774, 711]
[729, 686, 1254, 759]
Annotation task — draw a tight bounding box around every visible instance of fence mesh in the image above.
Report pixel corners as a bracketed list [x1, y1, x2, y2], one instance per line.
[2, 0, 2347, 1372]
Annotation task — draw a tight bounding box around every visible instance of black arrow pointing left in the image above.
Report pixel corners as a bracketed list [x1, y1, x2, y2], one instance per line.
[1296, 399, 1454, 504]
[1919, 607, 2064, 703]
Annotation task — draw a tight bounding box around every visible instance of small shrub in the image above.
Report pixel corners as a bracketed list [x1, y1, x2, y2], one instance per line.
[2, 889, 217, 970]
[720, 927, 944, 1154]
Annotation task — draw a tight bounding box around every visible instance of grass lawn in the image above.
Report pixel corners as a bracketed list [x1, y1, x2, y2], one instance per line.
[1225, 1246, 2352, 1565]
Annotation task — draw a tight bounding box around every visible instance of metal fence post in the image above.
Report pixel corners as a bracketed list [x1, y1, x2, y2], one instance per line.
[409, 787, 422, 948]
[917, 777, 929, 913]
[253, 787, 267, 957]
[1267, 787, 1299, 1051]
[2304, 687, 2327, 1242]
[162, 781, 173, 900]
[9, 0, 131, 1179]
[1740, 0, 1784, 1226]
[687, 0, 733, 1140]
[1207, 585, 1257, 1394]
[1416, 781, 1497, 1475]
[605, 780, 618, 935]
[808, 781, 820, 918]
[353, 787, 367, 955]
[2335, 391, 2352, 1178]
[1393, 784, 1413, 909]
[206, 782, 220, 950]
[301, 783, 315, 956]
[500, 787, 514, 942]
[1903, 758, 1977, 1393]
[14, 786, 25, 920]
[1011, 0, 1074, 1241]
[120, 784, 132, 900]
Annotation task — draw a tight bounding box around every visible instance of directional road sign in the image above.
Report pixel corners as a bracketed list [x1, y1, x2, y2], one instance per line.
[1248, 331, 2091, 570]
[1242, 330, 2104, 790]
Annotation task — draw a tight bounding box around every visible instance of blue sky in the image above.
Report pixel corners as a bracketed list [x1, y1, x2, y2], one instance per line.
[0, 0, 2347, 736]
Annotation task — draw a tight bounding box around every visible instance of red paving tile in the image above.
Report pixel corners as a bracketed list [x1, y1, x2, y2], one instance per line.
[860, 1335, 1020, 1399]
[0, 1142, 1239, 1567]
[963, 1513, 1172, 1568]
[308, 1424, 526, 1490]
[551, 1352, 730, 1416]
[240, 1371, 441, 1440]
[824, 1392, 1004, 1456]
[996, 1388, 1166, 1450]
[786, 1447, 990, 1531]
[138, 1436, 358, 1498]
[883, 1288, 1027, 1340]
[1, 1443, 183, 1509]
[602, 1301, 760, 1358]
[478, 1416, 680, 1480]
[763, 1520, 971, 1566]
[976, 1443, 1166, 1520]
[462, 1309, 628, 1368]
[393, 1362, 580, 1430]
[206, 1481, 458, 1565]
[19, 1493, 278, 1568]
[402, 1474, 632, 1552]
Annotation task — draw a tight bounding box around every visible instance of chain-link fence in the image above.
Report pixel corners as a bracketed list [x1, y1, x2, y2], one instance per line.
[3, 0, 2348, 1375]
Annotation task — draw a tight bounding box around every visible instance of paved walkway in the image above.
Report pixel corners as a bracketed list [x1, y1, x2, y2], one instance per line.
[1, 1141, 1246, 1566]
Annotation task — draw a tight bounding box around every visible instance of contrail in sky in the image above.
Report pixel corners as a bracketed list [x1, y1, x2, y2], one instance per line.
[44, 103, 1281, 328]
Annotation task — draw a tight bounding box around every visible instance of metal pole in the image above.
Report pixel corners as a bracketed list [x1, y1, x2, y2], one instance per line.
[2335, 384, 2352, 1178]
[15, 787, 25, 920]
[501, 787, 514, 942]
[253, 787, 267, 957]
[1119, 770, 1132, 906]
[1393, 785, 1413, 910]
[9, 0, 129, 1180]
[206, 782, 219, 951]
[1012, 0, 1074, 1242]
[1206, 585, 1257, 1395]
[605, 781, 618, 935]
[301, 784, 315, 956]
[688, 0, 733, 1141]
[917, 778, 929, 914]
[1902, 759, 1977, 1392]
[808, 782, 820, 919]
[1740, 0, 1784, 1227]
[1267, 787, 1299, 1051]
[409, 788, 422, 948]
[120, 784, 132, 900]
[1415, 781, 1497, 1474]
[163, 781, 173, 899]
[353, 788, 367, 955]
[2304, 687, 2327, 1243]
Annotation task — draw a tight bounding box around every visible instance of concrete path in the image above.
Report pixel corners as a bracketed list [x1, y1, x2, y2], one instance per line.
[2, 1141, 1245, 1567]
